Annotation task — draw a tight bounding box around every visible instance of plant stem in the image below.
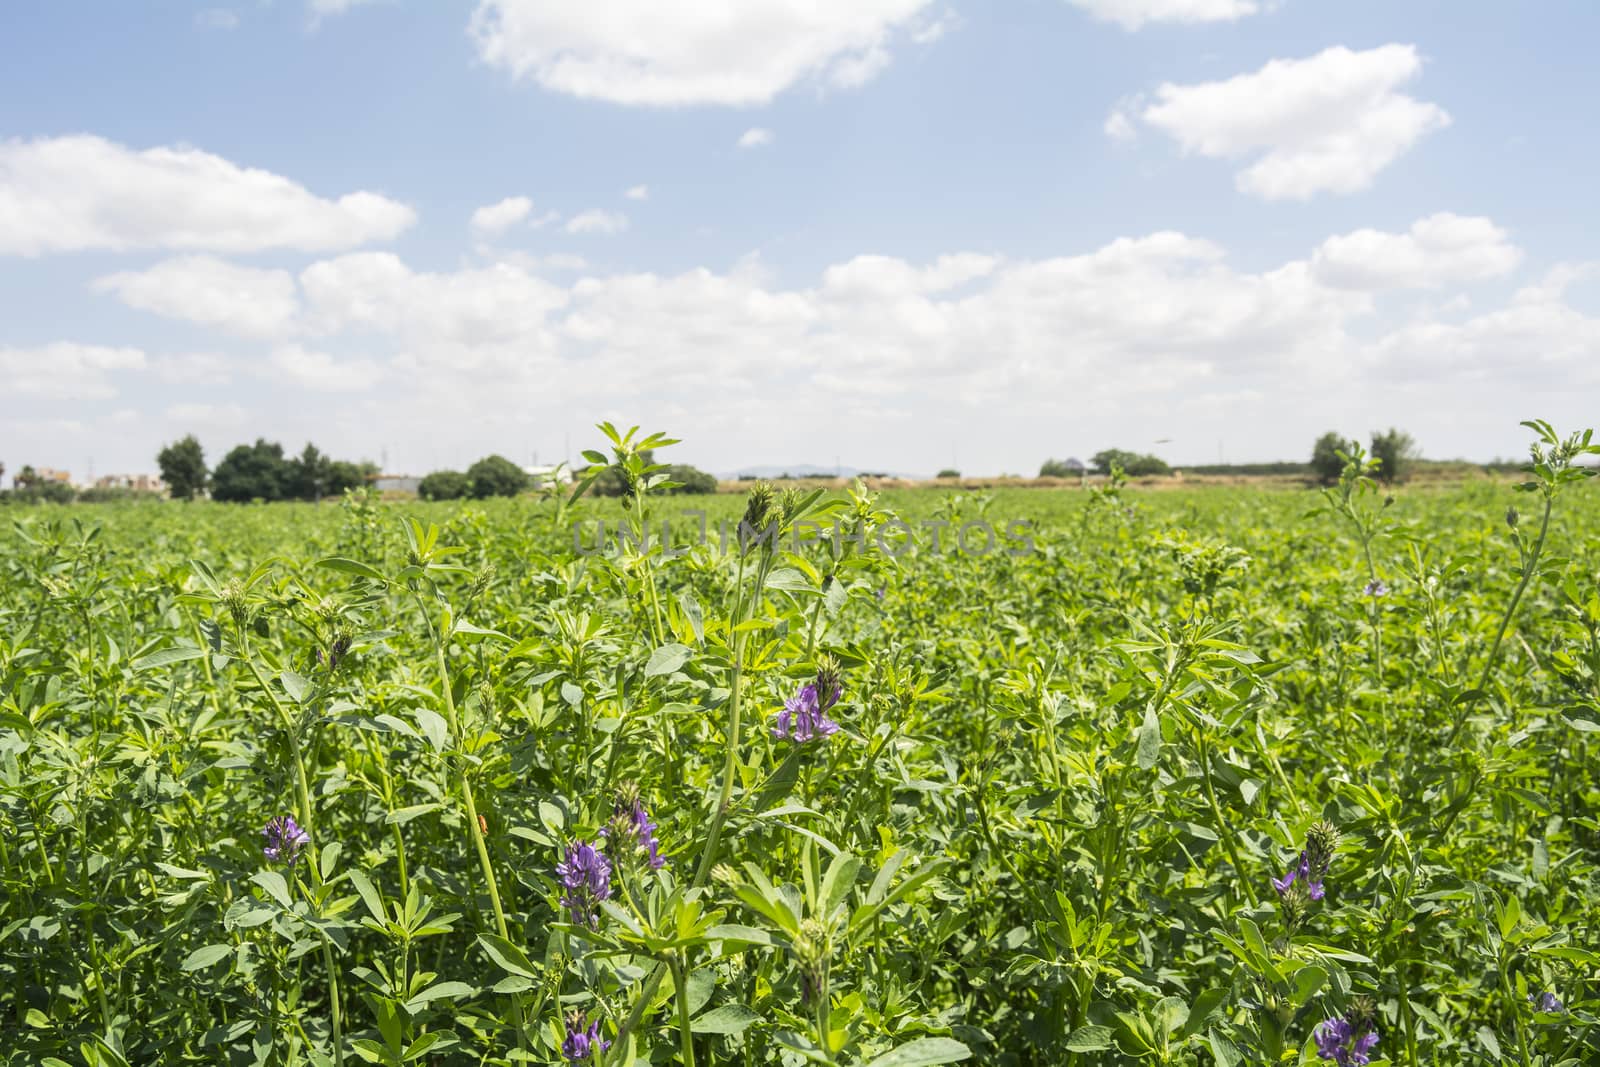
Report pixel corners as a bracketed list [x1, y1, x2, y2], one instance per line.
[1444, 493, 1553, 751]
[670, 954, 697, 1067]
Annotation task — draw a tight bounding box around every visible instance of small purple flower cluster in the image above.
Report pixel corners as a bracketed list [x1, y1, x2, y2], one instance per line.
[772, 654, 845, 743]
[562, 1010, 610, 1062]
[555, 840, 611, 927]
[1363, 578, 1390, 598]
[262, 815, 309, 867]
[1529, 990, 1565, 1013]
[621, 799, 665, 870]
[772, 682, 840, 742]
[1314, 1015, 1380, 1065]
[1273, 821, 1339, 904]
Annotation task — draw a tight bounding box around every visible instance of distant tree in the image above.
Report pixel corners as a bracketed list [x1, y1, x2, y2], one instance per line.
[288, 443, 331, 501]
[1039, 458, 1084, 478]
[1091, 449, 1170, 477]
[661, 464, 718, 495]
[212, 439, 292, 502]
[1369, 428, 1418, 484]
[936, 468, 961, 479]
[1310, 432, 1356, 485]
[418, 470, 470, 501]
[466, 454, 531, 499]
[15, 464, 39, 489]
[326, 460, 374, 495]
[157, 434, 208, 500]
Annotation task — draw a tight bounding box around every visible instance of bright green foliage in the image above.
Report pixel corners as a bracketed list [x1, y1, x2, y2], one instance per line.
[0, 420, 1597, 1067]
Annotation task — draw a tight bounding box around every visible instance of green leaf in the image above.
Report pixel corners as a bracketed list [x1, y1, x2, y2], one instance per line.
[863, 1037, 971, 1067]
[403, 981, 475, 1012]
[1208, 1031, 1242, 1067]
[1477, 1025, 1503, 1061]
[752, 749, 801, 812]
[477, 933, 538, 979]
[181, 944, 233, 972]
[315, 557, 387, 582]
[1064, 1025, 1113, 1052]
[132, 646, 206, 671]
[1137, 704, 1162, 770]
[645, 643, 692, 677]
[690, 1004, 761, 1035]
[250, 870, 292, 909]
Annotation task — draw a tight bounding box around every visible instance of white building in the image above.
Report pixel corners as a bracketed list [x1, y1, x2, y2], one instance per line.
[524, 464, 572, 488]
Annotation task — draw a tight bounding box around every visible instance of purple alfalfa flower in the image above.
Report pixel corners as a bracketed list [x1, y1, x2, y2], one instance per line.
[772, 653, 845, 743]
[1272, 852, 1326, 901]
[561, 1010, 610, 1062]
[1529, 990, 1565, 1013]
[772, 683, 840, 743]
[555, 840, 611, 927]
[262, 815, 309, 867]
[1363, 578, 1390, 598]
[1273, 822, 1339, 903]
[626, 800, 665, 870]
[1314, 1015, 1379, 1066]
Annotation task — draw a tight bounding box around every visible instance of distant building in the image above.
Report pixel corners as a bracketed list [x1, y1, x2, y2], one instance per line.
[374, 475, 421, 493]
[96, 473, 167, 493]
[524, 464, 572, 488]
[36, 467, 73, 485]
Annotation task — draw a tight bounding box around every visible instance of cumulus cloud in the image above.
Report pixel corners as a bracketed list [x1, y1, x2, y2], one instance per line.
[470, 195, 534, 236]
[93, 255, 299, 337]
[624, 184, 650, 201]
[268, 344, 383, 392]
[1125, 44, 1450, 199]
[0, 135, 415, 256]
[152, 353, 236, 386]
[0, 342, 146, 399]
[1065, 0, 1264, 30]
[565, 209, 628, 235]
[468, 0, 933, 106]
[1311, 213, 1522, 290]
[738, 128, 774, 149]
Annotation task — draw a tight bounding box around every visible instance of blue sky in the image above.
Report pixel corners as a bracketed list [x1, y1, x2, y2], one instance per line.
[3, 0, 1598, 479]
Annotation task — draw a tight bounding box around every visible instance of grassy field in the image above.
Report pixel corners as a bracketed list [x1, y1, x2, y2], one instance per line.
[1, 426, 1597, 1066]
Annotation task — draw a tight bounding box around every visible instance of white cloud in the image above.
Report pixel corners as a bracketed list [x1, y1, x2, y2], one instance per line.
[1128, 44, 1450, 199]
[1371, 266, 1600, 384]
[0, 135, 415, 256]
[0, 342, 146, 399]
[470, 195, 534, 236]
[624, 184, 650, 201]
[152, 352, 236, 386]
[93, 255, 299, 337]
[738, 127, 774, 149]
[468, 0, 933, 106]
[298, 252, 570, 362]
[1312, 214, 1522, 290]
[911, 9, 961, 44]
[1065, 0, 1263, 30]
[165, 402, 248, 425]
[1104, 109, 1137, 142]
[195, 8, 240, 30]
[268, 344, 383, 392]
[308, 0, 383, 20]
[565, 209, 628, 235]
